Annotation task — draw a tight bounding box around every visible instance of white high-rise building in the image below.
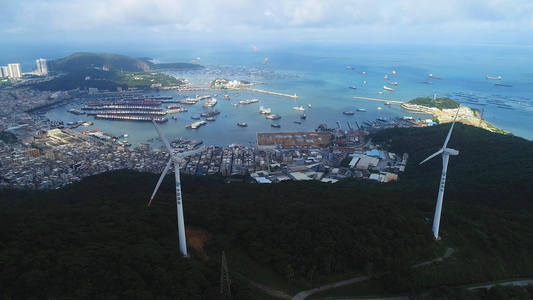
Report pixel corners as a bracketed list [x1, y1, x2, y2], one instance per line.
[36, 58, 48, 75]
[7, 63, 22, 79]
[0, 66, 8, 78]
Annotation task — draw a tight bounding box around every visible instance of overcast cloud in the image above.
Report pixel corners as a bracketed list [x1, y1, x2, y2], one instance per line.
[1, 0, 532, 46]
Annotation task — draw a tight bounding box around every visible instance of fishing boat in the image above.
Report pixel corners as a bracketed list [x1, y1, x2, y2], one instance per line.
[239, 99, 259, 105]
[343, 111, 355, 115]
[266, 114, 281, 120]
[486, 76, 502, 80]
[271, 123, 281, 128]
[237, 122, 247, 127]
[495, 83, 513, 87]
[259, 106, 271, 114]
[203, 99, 217, 107]
[293, 106, 305, 111]
[357, 108, 367, 112]
[383, 86, 395, 92]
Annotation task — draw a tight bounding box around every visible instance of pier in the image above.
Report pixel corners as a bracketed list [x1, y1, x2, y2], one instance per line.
[248, 89, 299, 99]
[353, 96, 404, 105]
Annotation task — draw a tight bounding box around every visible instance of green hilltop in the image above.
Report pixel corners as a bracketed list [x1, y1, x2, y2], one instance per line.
[29, 52, 204, 91]
[52, 52, 203, 73]
[53, 52, 153, 73]
[409, 96, 460, 110]
[1, 124, 533, 299]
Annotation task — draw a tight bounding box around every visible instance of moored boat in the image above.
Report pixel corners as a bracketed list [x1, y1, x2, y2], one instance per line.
[239, 99, 259, 105]
[357, 108, 367, 112]
[203, 99, 217, 107]
[343, 111, 355, 115]
[237, 122, 247, 127]
[271, 123, 281, 128]
[266, 114, 281, 120]
[259, 106, 271, 114]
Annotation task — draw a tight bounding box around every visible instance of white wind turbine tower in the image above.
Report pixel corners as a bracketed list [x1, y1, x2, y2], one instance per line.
[148, 120, 206, 257]
[419, 107, 460, 240]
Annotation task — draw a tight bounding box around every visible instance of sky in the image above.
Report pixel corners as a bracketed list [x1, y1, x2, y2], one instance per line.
[1, 0, 533, 48]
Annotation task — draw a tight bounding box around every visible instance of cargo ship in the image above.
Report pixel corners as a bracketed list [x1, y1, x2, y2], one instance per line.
[94, 115, 168, 122]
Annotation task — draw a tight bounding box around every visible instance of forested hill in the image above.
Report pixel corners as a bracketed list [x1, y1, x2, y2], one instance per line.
[1, 123, 532, 299]
[52, 52, 203, 73]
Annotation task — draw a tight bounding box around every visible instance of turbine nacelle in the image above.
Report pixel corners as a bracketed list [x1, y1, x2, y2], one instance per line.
[443, 148, 459, 156]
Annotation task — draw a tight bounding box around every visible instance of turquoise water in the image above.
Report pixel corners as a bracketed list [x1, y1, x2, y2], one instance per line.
[10, 42, 533, 146]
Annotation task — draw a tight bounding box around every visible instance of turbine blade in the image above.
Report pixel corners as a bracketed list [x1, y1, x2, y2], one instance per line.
[151, 120, 173, 155]
[420, 149, 443, 165]
[442, 107, 460, 148]
[148, 158, 173, 206]
[178, 146, 207, 159]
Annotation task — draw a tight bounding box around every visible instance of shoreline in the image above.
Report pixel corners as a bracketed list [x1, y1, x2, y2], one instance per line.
[354, 96, 508, 135]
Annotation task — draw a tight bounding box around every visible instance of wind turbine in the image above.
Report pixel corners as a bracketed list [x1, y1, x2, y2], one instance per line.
[420, 107, 460, 240]
[148, 120, 206, 257]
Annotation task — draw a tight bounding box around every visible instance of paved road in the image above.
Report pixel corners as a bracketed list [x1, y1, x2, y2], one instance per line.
[467, 279, 533, 290]
[292, 276, 370, 300]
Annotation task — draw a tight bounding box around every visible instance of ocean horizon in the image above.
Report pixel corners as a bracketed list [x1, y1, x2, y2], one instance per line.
[4, 41, 533, 146]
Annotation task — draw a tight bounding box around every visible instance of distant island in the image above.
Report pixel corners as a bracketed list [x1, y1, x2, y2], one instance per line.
[26, 52, 203, 92]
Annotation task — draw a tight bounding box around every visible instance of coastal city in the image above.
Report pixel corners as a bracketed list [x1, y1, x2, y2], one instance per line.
[2, 55, 492, 190]
[0, 82, 422, 190]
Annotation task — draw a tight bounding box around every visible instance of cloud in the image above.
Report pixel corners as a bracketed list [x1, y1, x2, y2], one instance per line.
[1, 0, 532, 45]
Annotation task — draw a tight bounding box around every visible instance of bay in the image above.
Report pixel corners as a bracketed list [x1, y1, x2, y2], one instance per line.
[11, 42, 532, 146]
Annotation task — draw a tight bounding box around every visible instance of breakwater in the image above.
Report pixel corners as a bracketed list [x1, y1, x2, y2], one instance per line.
[353, 96, 404, 105]
[247, 89, 299, 99]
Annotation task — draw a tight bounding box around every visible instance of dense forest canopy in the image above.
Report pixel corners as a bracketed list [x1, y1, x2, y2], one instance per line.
[1, 123, 532, 299]
[32, 68, 183, 91]
[52, 52, 203, 73]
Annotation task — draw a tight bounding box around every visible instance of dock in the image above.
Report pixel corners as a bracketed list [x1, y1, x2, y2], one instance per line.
[248, 89, 299, 99]
[353, 96, 404, 105]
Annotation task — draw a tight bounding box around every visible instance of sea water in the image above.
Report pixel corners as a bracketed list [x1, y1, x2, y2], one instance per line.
[6, 41, 532, 146]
